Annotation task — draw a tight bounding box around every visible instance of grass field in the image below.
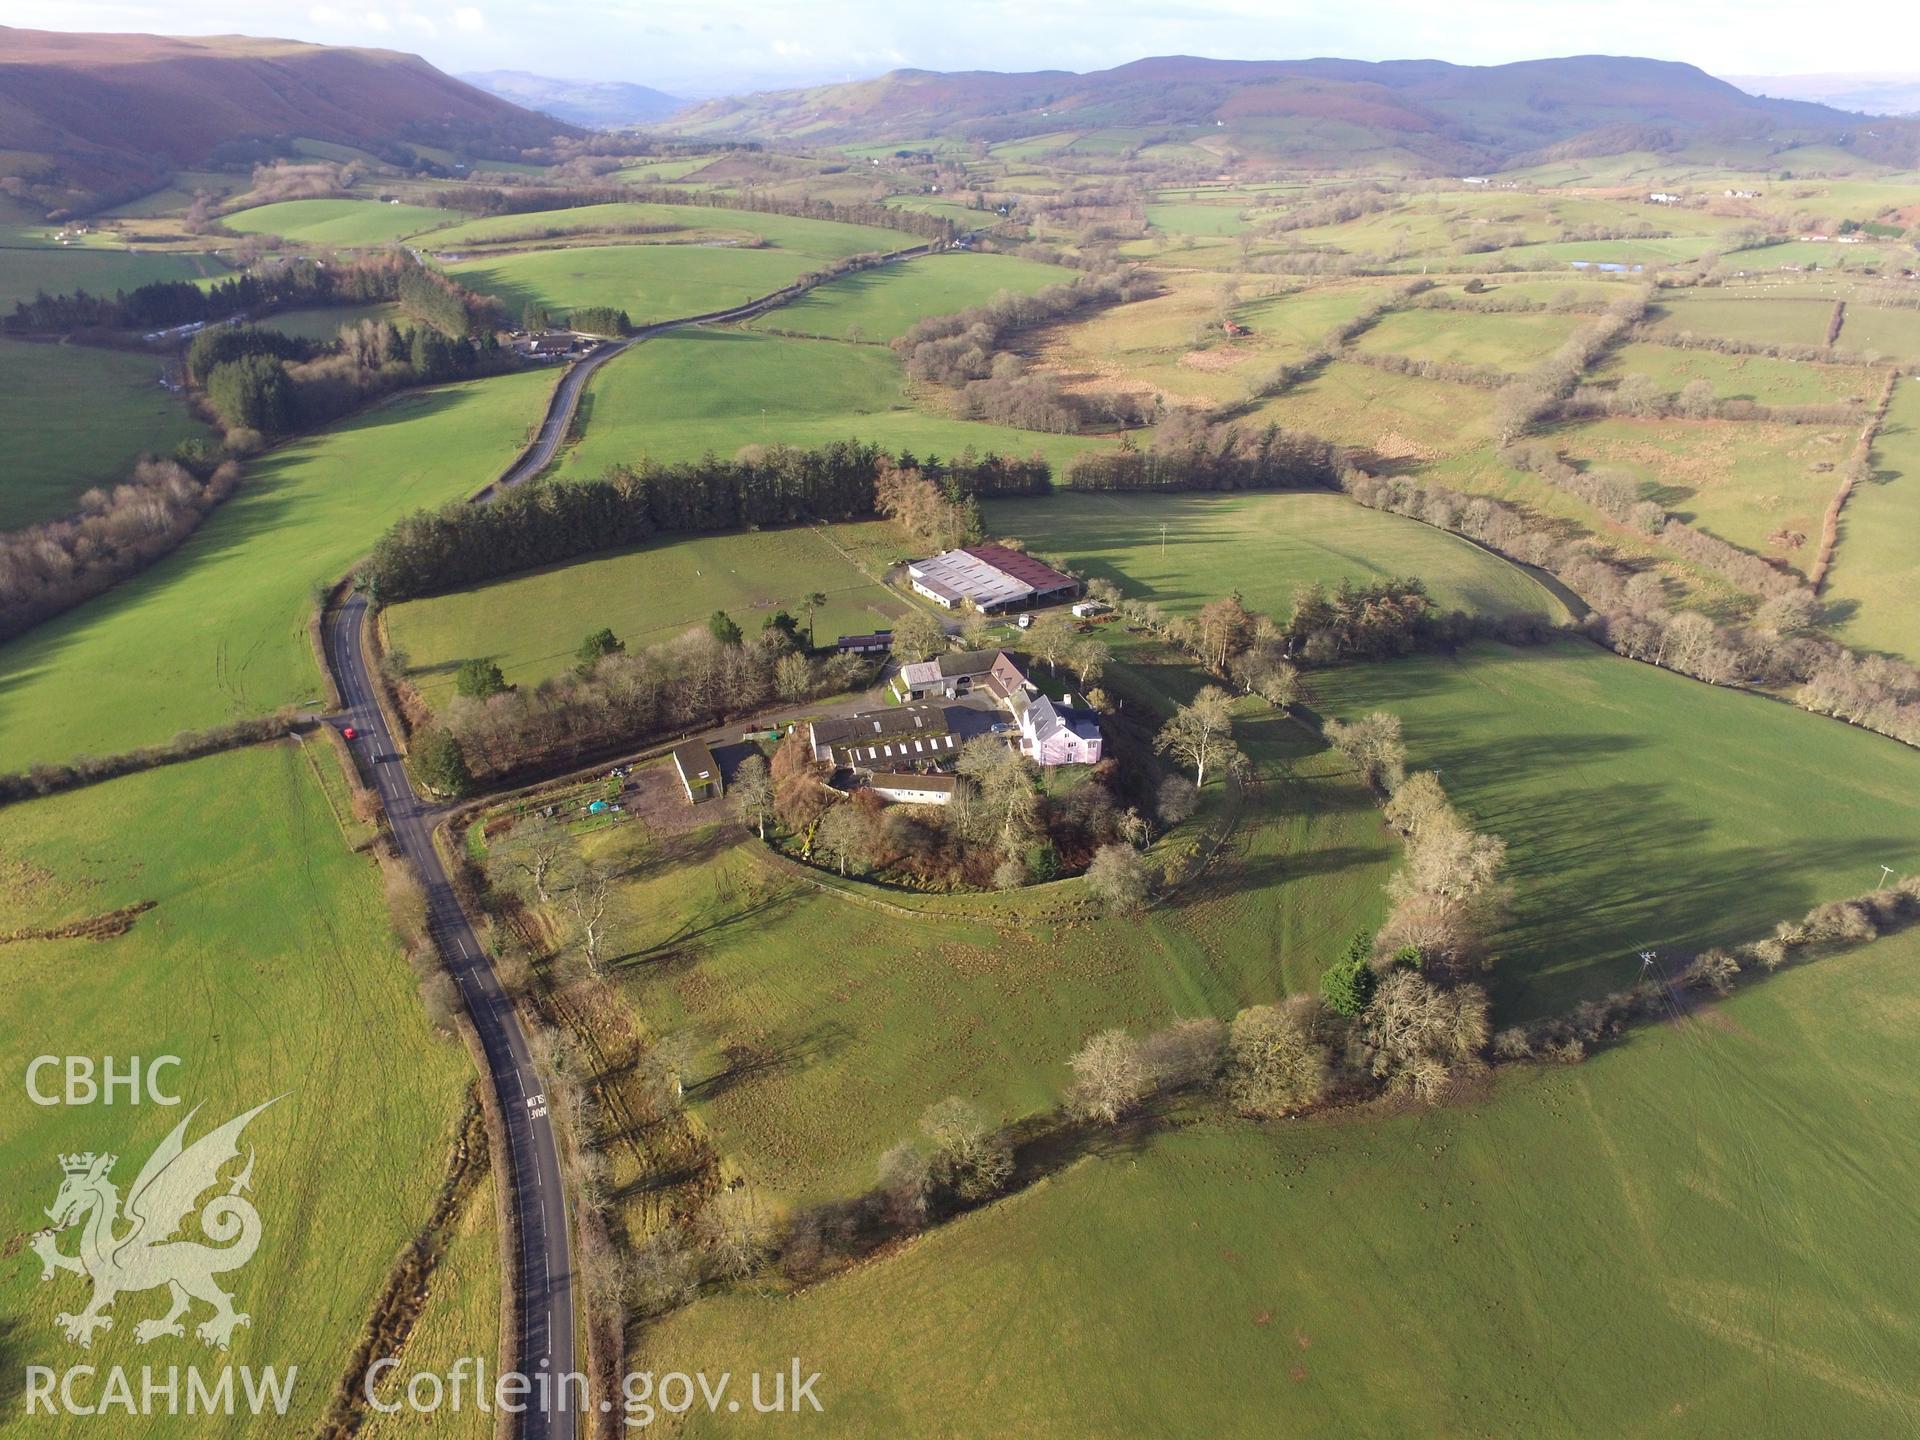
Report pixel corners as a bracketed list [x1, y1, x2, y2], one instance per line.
[1837, 303, 1920, 365]
[445, 246, 850, 326]
[0, 369, 556, 767]
[1145, 201, 1253, 236]
[1648, 293, 1838, 347]
[582, 666, 1392, 1201]
[0, 743, 484, 1437]
[747, 253, 1073, 342]
[645, 923, 1920, 1438]
[418, 202, 903, 258]
[0, 338, 211, 528]
[0, 246, 229, 311]
[1825, 376, 1920, 665]
[980, 490, 1572, 624]
[1353, 307, 1584, 373]
[1553, 415, 1850, 572]
[385, 521, 910, 706]
[1593, 341, 1878, 407]
[559, 329, 1105, 478]
[1313, 639, 1920, 1019]
[261, 301, 402, 341]
[223, 198, 456, 246]
[1256, 360, 1497, 461]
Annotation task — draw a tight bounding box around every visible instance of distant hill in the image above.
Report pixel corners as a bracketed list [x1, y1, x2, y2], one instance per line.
[666, 53, 1860, 171]
[0, 26, 577, 216]
[1727, 73, 1920, 118]
[460, 70, 685, 130]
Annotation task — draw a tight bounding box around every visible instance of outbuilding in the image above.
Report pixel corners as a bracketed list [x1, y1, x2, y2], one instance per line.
[671, 739, 723, 804]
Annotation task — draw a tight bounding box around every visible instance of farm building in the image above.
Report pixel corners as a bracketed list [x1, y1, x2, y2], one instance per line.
[906, 544, 1079, 613]
[892, 649, 1030, 702]
[809, 704, 961, 768]
[835, 630, 893, 655]
[671, 739, 723, 804]
[1072, 600, 1114, 620]
[867, 773, 957, 805]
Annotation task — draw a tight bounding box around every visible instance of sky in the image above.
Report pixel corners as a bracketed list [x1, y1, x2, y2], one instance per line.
[12, 0, 1920, 96]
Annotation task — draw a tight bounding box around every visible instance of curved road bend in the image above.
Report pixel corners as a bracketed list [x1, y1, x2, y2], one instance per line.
[327, 595, 578, 1440]
[324, 238, 943, 1436]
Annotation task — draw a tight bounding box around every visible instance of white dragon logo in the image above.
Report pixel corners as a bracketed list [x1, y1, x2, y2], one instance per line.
[31, 1098, 281, 1350]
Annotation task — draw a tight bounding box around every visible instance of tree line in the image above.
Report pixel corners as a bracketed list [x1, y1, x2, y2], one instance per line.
[1063, 411, 1342, 493]
[4, 252, 428, 335]
[362, 443, 1049, 601]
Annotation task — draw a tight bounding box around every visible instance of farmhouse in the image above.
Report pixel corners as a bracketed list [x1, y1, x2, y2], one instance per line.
[1009, 692, 1104, 765]
[906, 544, 1079, 613]
[671, 739, 723, 804]
[835, 630, 893, 655]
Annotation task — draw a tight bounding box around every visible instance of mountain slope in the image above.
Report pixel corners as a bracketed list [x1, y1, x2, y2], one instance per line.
[666, 53, 1858, 170]
[0, 27, 576, 214]
[460, 70, 685, 129]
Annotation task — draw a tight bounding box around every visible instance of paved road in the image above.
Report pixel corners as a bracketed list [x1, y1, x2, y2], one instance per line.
[326, 595, 579, 1440]
[317, 239, 944, 1436]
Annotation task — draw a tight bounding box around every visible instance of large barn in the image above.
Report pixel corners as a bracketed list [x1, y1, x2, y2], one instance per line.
[906, 544, 1079, 613]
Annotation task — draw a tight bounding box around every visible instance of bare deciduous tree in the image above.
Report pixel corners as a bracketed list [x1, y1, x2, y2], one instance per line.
[1155, 685, 1240, 787]
[1067, 1028, 1150, 1123]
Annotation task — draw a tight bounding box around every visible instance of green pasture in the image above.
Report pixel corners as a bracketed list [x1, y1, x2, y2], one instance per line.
[1554, 414, 1850, 573]
[559, 329, 1103, 478]
[1826, 377, 1920, 666]
[1145, 202, 1253, 237]
[0, 338, 211, 529]
[747, 253, 1073, 342]
[0, 247, 229, 312]
[1647, 293, 1838, 347]
[1255, 360, 1497, 460]
[1593, 342, 1878, 407]
[446, 245, 858, 326]
[648, 924, 1920, 1439]
[1353, 307, 1584, 373]
[0, 369, 556, 766]
[588, 674, 1391, 1200]
[0, 743, 482, 1437]
[1837, 303, 1920, 365]
[980, 490, 1571, 624]
[261, 301, 403, 342]
[385, 521, 909, 707]
[1314, 638, 1920, 1019]
[222, 199, 454, 246]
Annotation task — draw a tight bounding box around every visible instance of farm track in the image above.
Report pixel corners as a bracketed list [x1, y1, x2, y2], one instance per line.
[320, 235, 945, 1438]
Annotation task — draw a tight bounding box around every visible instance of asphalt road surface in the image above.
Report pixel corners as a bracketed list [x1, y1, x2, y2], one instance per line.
[319, 238, 945, 1435]
[327, 595, 579, 1440]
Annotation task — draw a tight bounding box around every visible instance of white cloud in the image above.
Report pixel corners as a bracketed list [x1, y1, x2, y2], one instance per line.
[453, 6, 485, 30]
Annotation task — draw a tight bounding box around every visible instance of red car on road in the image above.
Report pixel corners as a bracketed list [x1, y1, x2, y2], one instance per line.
[342, 725, 358, 740]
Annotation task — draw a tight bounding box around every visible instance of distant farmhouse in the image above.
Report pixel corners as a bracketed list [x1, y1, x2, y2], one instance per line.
[907, 544, 1079, 614]
[808, 649, 1102, 804]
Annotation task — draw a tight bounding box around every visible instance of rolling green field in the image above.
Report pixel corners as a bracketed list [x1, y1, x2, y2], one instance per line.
[748, 253, 1073, 341]
[1554, 415, 1848, 571]
[560, 329, 1104, 477]
[1314, 639, 1920, 1019]
[446, 245, 850, 326]
[1353, 307, 1584, 373]
[1257, 360, 1497, 460]
[0, 743, 483, 1437]
[0, 338, 212, 528]
[586, 675, 1391, 1201]
[1837, 303, 1920, 365]
[646, 924, 1920, 1438]
[1648, 293, 1838, 347]
[259, 301, 404, 341]
[1145, 201, 1253, 236]
[223, 198, 456, 246]
[0, 369, 556, 767]
[1825, 377, 1920, 665]
[385, 521, 910, 706]
[1593, 341, 1877, 407]
[417, 202, 903, 257]
[980, 490, 1572, 624]
[0, 246, 228, 311]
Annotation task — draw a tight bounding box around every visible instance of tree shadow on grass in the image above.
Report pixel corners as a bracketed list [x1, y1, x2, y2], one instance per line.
[684, 1020, 855, 1103]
